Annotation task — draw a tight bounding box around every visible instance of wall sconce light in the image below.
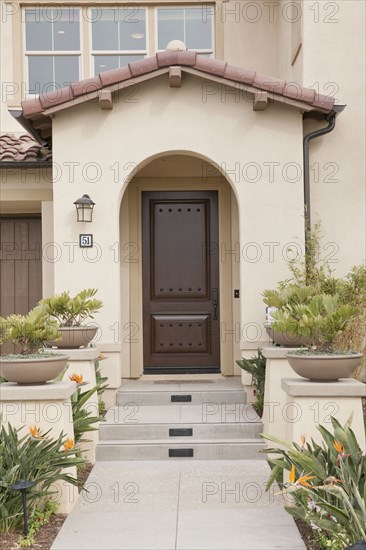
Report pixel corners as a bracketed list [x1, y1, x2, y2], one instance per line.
[74, 194, 95, 222]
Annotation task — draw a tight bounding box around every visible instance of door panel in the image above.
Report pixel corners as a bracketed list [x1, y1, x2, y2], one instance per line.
[142, 191, 220, 373]
[0, 217, 42, 354]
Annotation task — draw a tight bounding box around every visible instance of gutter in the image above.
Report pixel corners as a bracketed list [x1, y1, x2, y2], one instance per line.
[0, 162, 52, 169]
[303, 104, 346, 230]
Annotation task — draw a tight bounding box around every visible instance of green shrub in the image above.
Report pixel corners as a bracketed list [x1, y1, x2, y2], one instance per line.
[271, 294, 359, 352]
[71, 383, 101, 444]
[0, 423, 84, 532]
[41, 288, 103, 327]
[0, 306, 60, 355]
[261, 415, 366, 547]
[236, 350, 266, 415]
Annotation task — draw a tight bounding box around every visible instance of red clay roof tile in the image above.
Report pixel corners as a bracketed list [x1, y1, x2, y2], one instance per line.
[71, 76, 102, 98]
[157, 51, 179, 67]
[0, 133, 52, 162]
[224, 66, 256, 85]
[253, 74, 286, 95]
[19, 52, 337, 126]
[194, 57, 227, 77]
[99, 66, 132, 87]
[176, 51, 197, 66]
[39, 87, 74, 110]
[129, 57, 159, 77]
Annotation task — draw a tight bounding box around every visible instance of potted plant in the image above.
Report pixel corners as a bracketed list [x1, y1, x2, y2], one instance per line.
[271, 294, 362, 381]
[0, 305, 68, 385]
[263, 284, 314, 347]
[41, 288, 103, 349]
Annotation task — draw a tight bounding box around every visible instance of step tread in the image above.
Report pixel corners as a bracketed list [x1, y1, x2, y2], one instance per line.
[97, 438, 265, 446]
[103, 403, 261, 425]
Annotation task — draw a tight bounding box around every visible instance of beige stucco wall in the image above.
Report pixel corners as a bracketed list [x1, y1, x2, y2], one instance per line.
[302, 1, 366, 272]
[50, 74, 304, 378]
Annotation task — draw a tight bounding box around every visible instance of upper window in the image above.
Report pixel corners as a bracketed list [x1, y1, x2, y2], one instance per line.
[25, 8, 81, 94]
[91, 8, 147, 74]
[157, 8, 213, 54]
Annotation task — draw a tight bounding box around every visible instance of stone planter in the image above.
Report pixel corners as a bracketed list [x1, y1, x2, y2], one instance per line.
[264, 322, 310, 347]
[0, 354, 69, 385]
[286, 352, 362, 381]
[48, 326, 98, 349]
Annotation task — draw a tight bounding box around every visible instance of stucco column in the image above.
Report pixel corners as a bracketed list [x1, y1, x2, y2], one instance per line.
[62, 347, 100, 463]
[0, 381, 78, 513]
[281, 378, 366, 452]
[262, 347, 302, 439]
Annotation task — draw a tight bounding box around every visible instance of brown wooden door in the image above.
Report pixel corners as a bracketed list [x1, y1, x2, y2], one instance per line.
[0, 217, 42, 317]
[142, 191, 220, 374]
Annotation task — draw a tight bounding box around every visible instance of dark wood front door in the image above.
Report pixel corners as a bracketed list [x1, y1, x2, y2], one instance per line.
[142, 191, 220, 374]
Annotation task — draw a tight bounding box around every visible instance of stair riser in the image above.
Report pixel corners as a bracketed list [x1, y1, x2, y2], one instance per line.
[115, 392, 247, 406]
[96, 444, 266, 461]
[99, 424, 262, 440]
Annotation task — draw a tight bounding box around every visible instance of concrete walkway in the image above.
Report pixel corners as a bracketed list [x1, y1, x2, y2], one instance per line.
[51, 460, 306, 550]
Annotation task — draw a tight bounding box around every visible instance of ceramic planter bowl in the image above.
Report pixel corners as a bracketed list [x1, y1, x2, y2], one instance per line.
[286, 352, 362, 381]
[0, 354, 69, 385]
[264, 322, 310, 348]
[48, 326, 98, 349]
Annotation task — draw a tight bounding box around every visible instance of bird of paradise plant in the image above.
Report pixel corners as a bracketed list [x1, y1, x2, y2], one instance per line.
[261, 415, 366, 546]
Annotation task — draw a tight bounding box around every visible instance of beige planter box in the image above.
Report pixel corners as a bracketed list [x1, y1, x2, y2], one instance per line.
[61, 346, 100, 463]
[0, 381, 78, 513]
[281, 378, 366, 452]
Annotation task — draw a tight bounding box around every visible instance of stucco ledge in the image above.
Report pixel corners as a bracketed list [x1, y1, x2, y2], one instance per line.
[281, 378, 366, 397]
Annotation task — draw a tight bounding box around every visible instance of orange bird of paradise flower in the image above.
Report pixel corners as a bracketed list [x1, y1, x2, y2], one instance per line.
[29, 425, 47, 439]
[69, 373, 83, 384]
[64, 438, 75, 451]
[333, 440, 350, 462]
[289, 464, 315, 488]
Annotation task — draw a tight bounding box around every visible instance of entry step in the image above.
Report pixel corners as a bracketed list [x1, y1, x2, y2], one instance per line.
[116, 378, 247, 406]
[96, 438, 266, 461]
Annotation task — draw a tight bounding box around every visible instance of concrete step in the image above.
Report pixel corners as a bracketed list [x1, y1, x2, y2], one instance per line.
[99, 422, 262, 440]
[99, 403, 262, 440]
[116, 379, 247, 406]
[96, 438, 266, 461]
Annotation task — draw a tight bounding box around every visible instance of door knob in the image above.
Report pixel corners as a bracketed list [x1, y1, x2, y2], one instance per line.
[212, 288, 219, 321]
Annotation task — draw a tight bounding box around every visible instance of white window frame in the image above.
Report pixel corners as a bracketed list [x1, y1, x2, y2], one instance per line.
[155, 5, 215, 56]
[89, 6, 149, 76]
[23, 6, 82, 96]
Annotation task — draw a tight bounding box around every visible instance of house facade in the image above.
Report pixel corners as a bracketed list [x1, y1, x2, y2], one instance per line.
[0, 1, 365, 395]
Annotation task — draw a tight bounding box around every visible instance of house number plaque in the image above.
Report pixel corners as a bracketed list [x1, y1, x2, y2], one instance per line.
[79, 234, 93, 248]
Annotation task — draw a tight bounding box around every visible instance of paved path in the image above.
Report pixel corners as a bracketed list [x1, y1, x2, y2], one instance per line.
[52, 460, 306, 550]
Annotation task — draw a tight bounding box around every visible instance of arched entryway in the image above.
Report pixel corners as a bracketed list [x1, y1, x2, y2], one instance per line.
[119, 152, 241, 378]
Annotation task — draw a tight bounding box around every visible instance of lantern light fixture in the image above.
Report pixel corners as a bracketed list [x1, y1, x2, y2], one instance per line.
[74, 194, 95, 223]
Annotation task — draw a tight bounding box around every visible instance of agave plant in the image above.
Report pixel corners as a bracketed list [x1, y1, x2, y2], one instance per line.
[41, 288, 103, 327]
[0, 305, 60, 355]
[262, 284, 317, 309]
[271, 294, 359, 352]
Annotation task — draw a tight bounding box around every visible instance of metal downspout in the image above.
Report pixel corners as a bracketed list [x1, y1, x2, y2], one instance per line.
[303, 104, 346, 231]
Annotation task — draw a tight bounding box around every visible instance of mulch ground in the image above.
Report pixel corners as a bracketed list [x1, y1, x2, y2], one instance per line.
[0, 463, 93, 550]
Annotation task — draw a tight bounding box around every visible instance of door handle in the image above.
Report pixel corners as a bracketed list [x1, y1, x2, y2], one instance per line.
[212, 288, 219, 321]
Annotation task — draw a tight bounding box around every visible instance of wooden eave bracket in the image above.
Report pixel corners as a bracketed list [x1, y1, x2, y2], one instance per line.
[99, 90, 113, 110]
[253, 91, 268, 111]
[169, 67, 182, 88]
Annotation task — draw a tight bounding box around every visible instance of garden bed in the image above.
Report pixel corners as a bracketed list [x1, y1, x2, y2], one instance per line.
[0, 463, 93, 550]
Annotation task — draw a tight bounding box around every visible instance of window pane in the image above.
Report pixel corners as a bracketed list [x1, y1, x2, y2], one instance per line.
[119, 8, 146, 50]
[54, 10, 80, 51]
[25, 9, 52, 50]
[157, 9, 184, 50]
[55, 56, 80, 87]
[28, 56, 53, 94]
[28, 55, 79, 94]
[185, 8, 212, 50]
[92, 9, 119, 50]
[26, 8, 80, 51]
[93, 54, 145, 75]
